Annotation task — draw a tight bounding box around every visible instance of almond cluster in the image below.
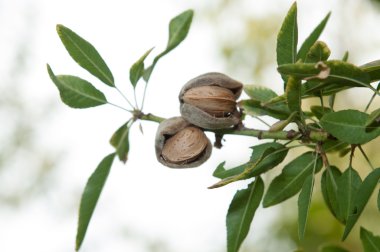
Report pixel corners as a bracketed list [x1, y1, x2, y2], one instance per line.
[155, 73, 243, 168]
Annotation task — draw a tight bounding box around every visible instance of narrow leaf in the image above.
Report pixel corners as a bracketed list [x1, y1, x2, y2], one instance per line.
[143, 10, 193, 82]
[298, 151, 320, 239]
[248, 145, 289, 177]
[286, 76, 302, 114]
[360, 227, 380, 252]
[298, 174, 314, 239]
[213, 143, 288, 179]
[277, 60, 376, 90]
[130, 47, 154, 88]
[278, 60, 374, 95]
[277, 2, 298, 67]
[47, 65, 107, 108]
[297, 12, 331, 61]
[320, 110, 380, 144]
[110, 121, 132, 163]
[378, 189, 380, 212]
[343, 168, 380, 240]
[166, 10, 194, 53]
[209, 148, 274, 189]
[321, 166, 343, 222]
[226, 177, 264, 252]
[342, 51, 349, 62]
[337, 166, 362, 226]
[263, 152, 322, 207]
[76, 153, 116, 251]
[56, 24, 114, 86]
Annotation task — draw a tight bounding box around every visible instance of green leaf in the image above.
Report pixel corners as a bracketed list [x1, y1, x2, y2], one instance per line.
[277, 2, 298, 69]
[319, 245, 350, 252]
[322, 140, 349, 153]
[310, 106, 333, 120]
[307, 61, 372, 93]
[297, 12, 331, 61]
[342, 51, 349, 62]
[248, 145, 289, 177]
[143, 10, 193, 82]
[130, 47, 154, 88]
[278, 60, 374, 96]
[209, 148, 277, 189]
[320, 110, 380, 144]
[278, 62, 320, 78]
[142, 65, 154, 82]
[166, 10, 194, 53]
[337, 166, 362, 226]
[321, 166, 343, 222]
[360, 227, 380, 252]
[263, 152, 322, 207]
[343, 168, 380, 240]
[56, 24, 114, 87]
[365, 108, 380, 132]
[76, 153, 115, 251]
[239, 99, 290, 120]
[110, 121, 132, 163]
[361, 60, 380, 82]
[286, 76, 302, 114]
[213, 143, 288, 179]
[304, 41, 331, 63]
[47, 65, 107, 108]
[226, 177, 264, 252]
[298, 174, 314, 239]
[243, 85, 278, 102]
[378, 189, 380, 212]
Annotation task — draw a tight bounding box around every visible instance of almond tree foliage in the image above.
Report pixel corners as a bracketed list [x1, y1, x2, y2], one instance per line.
[48, 3, 380, 252]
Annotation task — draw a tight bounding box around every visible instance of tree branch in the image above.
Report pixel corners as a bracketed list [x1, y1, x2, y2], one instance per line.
[137, 112, 330, 142]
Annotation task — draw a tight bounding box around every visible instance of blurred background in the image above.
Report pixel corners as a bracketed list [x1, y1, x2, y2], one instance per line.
[1, 0, 380, 251]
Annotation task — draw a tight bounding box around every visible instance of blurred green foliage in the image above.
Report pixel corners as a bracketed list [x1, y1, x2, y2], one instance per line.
[0, 30, 58, 207]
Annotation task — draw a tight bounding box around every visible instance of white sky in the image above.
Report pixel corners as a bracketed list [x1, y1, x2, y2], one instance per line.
[1, 0, 380, 252]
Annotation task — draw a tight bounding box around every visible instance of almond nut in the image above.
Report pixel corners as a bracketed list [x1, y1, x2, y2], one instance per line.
[182, 86, 236, 117]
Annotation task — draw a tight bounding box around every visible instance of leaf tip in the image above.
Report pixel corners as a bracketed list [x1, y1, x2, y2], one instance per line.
[290, 1, 297, 11]
[47, 64, 55, 79]
[75, 235, 82, 252]
[183, 9, 194, 17]
[56, 24, 64, 35]
[262, 201, 270, 208]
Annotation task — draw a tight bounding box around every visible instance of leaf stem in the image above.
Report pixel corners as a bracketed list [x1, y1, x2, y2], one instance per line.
[358, 145, 375, 170]
[133, 88, 139, 110]
[107, 101, 132, 112]
[349, 145, 357, 167]
[364, 91, 377, 113]
[140, 64, 157, 110]
[115, 87, 135, 109]
[140, 81, 149, 111]
[253, 116, 271, 127]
